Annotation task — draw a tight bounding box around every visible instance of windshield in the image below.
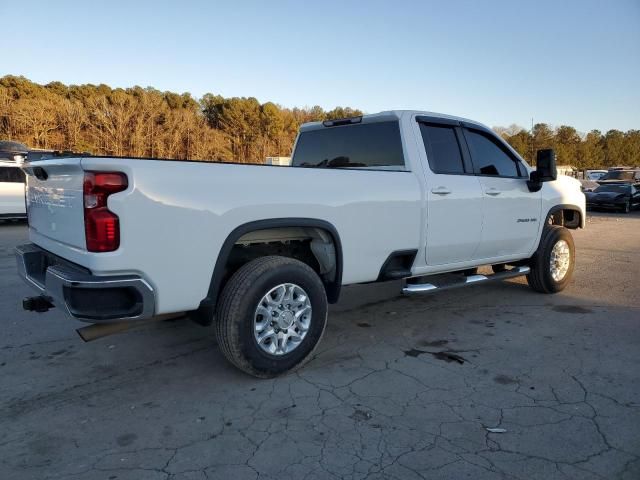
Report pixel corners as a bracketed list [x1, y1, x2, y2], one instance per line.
[594, 185, 630, 193]
[600, 171, 635, 180]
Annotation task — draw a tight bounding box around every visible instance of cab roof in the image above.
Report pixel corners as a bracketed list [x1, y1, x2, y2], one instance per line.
[299, 110, 489, 132]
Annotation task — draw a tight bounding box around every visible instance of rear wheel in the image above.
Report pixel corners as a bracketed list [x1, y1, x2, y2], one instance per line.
[215, 256, 328, 378]
[527, 226, 575, 293]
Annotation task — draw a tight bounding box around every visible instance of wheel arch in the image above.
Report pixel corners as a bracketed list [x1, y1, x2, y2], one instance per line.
[191, 218, 343, 325]
[546, 204, 584, 229]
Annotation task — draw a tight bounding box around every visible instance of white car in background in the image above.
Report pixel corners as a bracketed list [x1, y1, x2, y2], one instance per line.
[585, 170, 608, 181]
[0, 141, 28, 220]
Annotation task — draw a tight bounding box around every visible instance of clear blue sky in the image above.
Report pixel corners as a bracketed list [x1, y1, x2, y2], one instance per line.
[2, 0, 639, 133]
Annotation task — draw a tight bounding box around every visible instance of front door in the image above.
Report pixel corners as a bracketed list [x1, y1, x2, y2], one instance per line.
[462, 127, 541, 259]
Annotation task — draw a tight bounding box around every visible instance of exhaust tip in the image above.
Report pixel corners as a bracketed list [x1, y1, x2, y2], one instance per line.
[76, 322, 133, 342]
[76, 313, 186, 342]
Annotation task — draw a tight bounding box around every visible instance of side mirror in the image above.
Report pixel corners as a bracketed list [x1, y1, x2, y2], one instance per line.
[536, 149, 557, 181]
[527, 149, 557, 192]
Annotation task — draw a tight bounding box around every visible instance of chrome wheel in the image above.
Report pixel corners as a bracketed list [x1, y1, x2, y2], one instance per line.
[253, 283, 312, 356]
[550, 239, 571, 282]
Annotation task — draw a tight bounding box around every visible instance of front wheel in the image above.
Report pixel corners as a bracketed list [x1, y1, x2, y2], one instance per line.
[527, 226, 575, 293]
[215, 256, 328, 378]
[622, 200, 631, 213]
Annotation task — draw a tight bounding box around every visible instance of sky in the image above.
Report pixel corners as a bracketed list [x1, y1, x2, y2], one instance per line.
[1, 0, 639, 133]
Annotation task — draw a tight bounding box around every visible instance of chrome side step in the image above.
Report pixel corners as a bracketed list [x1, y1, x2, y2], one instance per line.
[402, 266, 531, 295]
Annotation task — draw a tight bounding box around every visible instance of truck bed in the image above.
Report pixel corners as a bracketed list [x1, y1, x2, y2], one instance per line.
[23, 156, 423, 314]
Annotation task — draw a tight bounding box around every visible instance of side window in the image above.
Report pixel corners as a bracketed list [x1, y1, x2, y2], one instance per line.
[292, 121, 405, 170]
[0, 167, 26, 183]
[464, 129, 522, 177]
[419, 123, 465, 174]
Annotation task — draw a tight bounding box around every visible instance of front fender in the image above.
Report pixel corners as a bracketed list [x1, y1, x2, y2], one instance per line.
[541, 175, 586, 228]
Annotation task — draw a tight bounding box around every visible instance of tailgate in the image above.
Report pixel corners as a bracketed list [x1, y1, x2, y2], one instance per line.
[24, 158, 86, 249]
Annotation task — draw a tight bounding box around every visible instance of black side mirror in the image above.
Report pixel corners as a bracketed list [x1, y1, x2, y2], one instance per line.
[527, 149, 557, 192]
[536, 149, 557, 181]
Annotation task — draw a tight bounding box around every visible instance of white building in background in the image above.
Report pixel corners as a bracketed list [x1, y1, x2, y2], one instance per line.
[556, 165, 575, 177]
[265, 156, 291, 166]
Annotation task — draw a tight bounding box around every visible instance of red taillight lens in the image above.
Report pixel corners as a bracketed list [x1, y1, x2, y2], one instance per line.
[83, 172, 128, 252]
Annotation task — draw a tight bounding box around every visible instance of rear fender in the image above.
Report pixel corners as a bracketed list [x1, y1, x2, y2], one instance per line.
[191, 218, 343, 325]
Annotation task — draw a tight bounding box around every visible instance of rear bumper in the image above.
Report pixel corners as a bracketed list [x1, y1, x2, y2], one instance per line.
[15, 243, 155, 323]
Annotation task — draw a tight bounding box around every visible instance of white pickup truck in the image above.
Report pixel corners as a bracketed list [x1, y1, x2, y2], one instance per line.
[15, 111, 585, 377]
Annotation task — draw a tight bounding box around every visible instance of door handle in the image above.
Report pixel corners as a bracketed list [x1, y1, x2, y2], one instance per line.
[431, 187, 451, 195]
[485, 188, 501, 196]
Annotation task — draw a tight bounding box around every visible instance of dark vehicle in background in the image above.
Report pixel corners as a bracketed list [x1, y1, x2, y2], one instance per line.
[579, 179, 599, 192]
[585, 183, 640, 213]
[597, 169, 640, 185]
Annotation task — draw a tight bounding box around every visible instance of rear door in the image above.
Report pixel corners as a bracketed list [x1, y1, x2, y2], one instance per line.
[462, 126, 541, 258]
[417, 118, 484, 265]
[23, 158, 87, 249]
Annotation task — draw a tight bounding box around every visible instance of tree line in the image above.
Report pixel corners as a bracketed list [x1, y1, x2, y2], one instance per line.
[1, 75, 638, 169]
[495, 123, 640, 169]
[0, 75, 361, 163]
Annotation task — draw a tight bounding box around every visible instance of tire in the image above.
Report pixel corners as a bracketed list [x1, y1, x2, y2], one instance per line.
[526, 226, 575, 294]
[622, 200, 631, 213]
[491, 263, 507, 273]
[215, 256, 328, 378]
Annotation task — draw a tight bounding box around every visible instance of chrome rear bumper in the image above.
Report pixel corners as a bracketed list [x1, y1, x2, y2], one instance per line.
[15, 243, 155, 322]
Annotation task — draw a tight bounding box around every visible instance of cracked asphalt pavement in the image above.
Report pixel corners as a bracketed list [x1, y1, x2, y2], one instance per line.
[1, 211, 639, 480]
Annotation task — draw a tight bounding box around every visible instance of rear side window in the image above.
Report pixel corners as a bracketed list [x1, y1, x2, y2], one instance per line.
[0, 166, 26, 183]
[464, 129, 522, 177]
[292, 121, 405, 170]
[419, 123, 465, 174]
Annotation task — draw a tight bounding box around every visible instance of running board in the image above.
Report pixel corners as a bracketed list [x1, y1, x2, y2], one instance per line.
[402, 266, 531, 295]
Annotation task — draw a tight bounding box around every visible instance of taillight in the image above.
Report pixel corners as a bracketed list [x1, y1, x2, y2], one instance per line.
[83, 172, 128, 252]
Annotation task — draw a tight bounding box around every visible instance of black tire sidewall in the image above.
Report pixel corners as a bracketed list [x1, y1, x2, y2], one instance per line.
[234, 263, 327, 375]
[537, 227, 575, 292]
